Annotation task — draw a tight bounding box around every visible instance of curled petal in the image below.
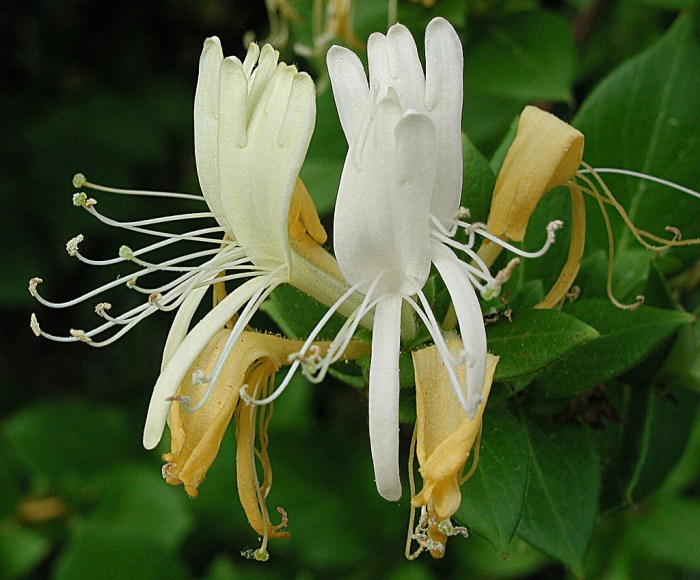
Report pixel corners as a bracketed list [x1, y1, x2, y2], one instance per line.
[487, 106, 584, 241]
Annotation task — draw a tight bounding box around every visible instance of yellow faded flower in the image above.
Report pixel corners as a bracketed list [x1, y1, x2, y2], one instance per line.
[407, 338, 499, 559]
[163, 324, 369, 560]
[479, 105, 699, 310]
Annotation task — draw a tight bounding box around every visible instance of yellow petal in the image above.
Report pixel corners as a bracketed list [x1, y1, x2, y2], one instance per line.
[412, 341, 499, 520]
[487, 106, 584, 242]
[163, 330, 305, 497]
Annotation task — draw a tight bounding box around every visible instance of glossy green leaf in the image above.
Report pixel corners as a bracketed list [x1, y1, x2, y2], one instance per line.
[517, 419, 600, 577]
[89, 464, 193, 549]
[461, 133, 496, 224]
[0, 524, 51, 580]
[531, 300, 693, 397]
[598, 383, 698, 509]
[4, 399, 135, 487]
[457, 408, 529, 555]
[487, 308, 599, 382]
[54, 521, 189, 580]
[573, 15, 700, 264]
[628, 496, 700, 570]
[465, 11, 577, 103]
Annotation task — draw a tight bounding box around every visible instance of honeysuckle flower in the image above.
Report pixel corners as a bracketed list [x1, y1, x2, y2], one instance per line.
[321, 17, 558, 502]
[163, 322, 369, 559]
[480, 105, 700, 309]
[28, 37, 363, 452]
[408, 340, 499, 559]
[294, 0, 364, 59]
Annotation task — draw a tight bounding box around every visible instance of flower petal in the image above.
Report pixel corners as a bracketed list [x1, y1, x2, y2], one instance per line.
[160, 285, 209, 370]
[425, 17, 464, 225]
[218, 59, 316, 270]
[369, 294, 403, 501]
[326, 45, 369, 142]
[386, 23, 426, 112]
[143, 277, 264, 450]
[334, 106, 436, 295]
[430, 242, 487, 418]
[193, 37, 232, 232]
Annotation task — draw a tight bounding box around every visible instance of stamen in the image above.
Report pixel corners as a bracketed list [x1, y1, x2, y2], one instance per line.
[72, 192, 97, 209]
[65, 235, 84, 257]
[30, 313, 41, 337]
[28, 277, 42, 297]
[482, 258, 520, 301]
[69, 329, 92, 343]
[183, 266, 287, 414]
[74, 173, 207, 202]
[472, 220, 564, 259]
[578, 167, 700, 201]
[244, 280, 367, 407]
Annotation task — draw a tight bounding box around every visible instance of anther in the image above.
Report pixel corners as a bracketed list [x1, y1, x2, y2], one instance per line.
[455, 207, 471, 220]
[66, 234, 84, 257]
[546, 220, 564, 243]
[161, 462, 174, 479]
[665, 226, 682, 242]
[126, 277, 138, 288]
[72, 192, 96, 209]
[118, 245, 134, 260]
[72, 173, 87, 188]
[30, 313, 41, 337]
[148, 292, 163, 306]
[28, 277, 43, 297]
[191, 369, 208, 385]
[165, 394, 191, 407]
[94, 302, 112, 316]
[69, 328, 92, 343]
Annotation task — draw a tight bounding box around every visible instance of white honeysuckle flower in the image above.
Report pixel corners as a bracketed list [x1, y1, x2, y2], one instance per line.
[324, 17, 563, 501]
[29, 37, 360, 451]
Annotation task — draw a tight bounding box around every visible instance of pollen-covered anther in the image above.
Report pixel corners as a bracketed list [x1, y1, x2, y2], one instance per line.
[665, 226, 682, 242]
[546, 219, 564, 243]
[165, 394, 191, 407]
[126, 277, 138, 289]
[70, 328, 92, 343]
[148, 292, 163, 307]
[30, 313, 41, 337]
[94, 302, 112, 317]
[191, 369, 208, 385]
[118, 245, 134, 261]
[28, 277, 43, 297]
[455, 207, 471, 220]
[72, 173, 87, 188]
[72, 192, 96, 209]
[482, 258, 520, 300]
[161, 462, 175, 479]
[65, 234, 84, 257]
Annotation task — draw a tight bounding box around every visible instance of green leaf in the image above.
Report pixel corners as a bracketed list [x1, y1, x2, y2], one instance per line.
[573, 15, 700, 265]
[0, 524, 51, 580]
[635, 0, 699, 8]
[89, 464, 193, 550]
[487, 308, 599, 382]
[517, 419, 600, 577]
[531, 300, 694, 397]
[598, 384, 698, 509]
[628, 496, 700, 570]
[465, 11, 577, 103]
[4, 399, 135, 488]
[457, 408, 530, 555]
[54, 520, 189, 580]
[461, 133, 496, 224]
[262, 283, 347, 340]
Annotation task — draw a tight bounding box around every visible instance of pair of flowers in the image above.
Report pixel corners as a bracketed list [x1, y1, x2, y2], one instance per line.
[30, 16, 593, 558]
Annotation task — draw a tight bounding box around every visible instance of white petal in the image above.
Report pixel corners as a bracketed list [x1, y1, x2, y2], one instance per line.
[424, 17, 464, 225]
[431, 241, 487, 417]
[367, 32, 390, 96]
[334, 105, 436, 296]
[142, 277, 264, 449]
[160, 285, 209, 370]
[327, 45, 369, 143]
[219, 62, 316, 271]
[386, 23, 426, 112]
[193, 37, 233, 233]
[369, 294, 403, 501]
